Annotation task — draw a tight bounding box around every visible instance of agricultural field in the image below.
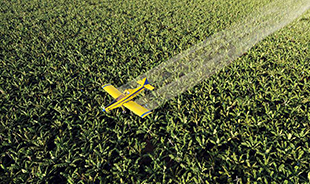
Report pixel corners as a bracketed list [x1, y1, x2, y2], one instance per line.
[1, 0, 310, 183]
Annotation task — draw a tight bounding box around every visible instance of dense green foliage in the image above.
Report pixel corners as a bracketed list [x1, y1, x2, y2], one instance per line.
[1, 0, 310, 183]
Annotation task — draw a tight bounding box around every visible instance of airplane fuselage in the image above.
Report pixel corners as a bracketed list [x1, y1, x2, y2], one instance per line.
[105, 86, 145, 112]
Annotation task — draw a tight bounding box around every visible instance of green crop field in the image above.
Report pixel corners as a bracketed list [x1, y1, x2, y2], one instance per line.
[1, 0, 310, 183]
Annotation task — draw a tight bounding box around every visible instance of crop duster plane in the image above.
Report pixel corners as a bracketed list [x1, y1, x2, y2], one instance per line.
[102, 78, 154, 118]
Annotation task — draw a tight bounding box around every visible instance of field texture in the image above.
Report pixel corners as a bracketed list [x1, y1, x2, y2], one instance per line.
[1, 0, 310, 183]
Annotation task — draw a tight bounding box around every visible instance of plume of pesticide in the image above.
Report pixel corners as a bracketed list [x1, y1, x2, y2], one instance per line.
[120, 0, 310, 110]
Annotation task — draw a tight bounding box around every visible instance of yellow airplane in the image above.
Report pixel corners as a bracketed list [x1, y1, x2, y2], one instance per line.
[102, 78, 154, 118]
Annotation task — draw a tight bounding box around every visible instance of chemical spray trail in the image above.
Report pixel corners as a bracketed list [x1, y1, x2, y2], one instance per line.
[120, 0, 310, 110]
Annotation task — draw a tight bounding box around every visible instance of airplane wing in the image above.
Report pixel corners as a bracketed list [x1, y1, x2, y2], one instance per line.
[102, 84, 123, 99]
[123, 101, 152, 118]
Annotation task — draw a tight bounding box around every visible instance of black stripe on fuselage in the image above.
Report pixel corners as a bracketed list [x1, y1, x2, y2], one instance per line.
[107, 86, 144, 109]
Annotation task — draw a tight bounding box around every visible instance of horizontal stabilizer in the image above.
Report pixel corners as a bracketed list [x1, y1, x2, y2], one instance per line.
[137, 78, 154, 90]
[144, 84, 154, 90]
[137, 78, 146, 86]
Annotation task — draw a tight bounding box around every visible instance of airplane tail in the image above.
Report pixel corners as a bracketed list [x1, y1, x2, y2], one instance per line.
[137, 78, 154, 90]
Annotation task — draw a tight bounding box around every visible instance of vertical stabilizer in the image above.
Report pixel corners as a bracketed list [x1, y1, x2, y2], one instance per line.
[144, 78, 150, 85]
[137, 78, 154, 90]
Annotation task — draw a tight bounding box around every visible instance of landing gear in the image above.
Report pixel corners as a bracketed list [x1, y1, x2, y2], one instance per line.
[121, 106, 126, 113]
